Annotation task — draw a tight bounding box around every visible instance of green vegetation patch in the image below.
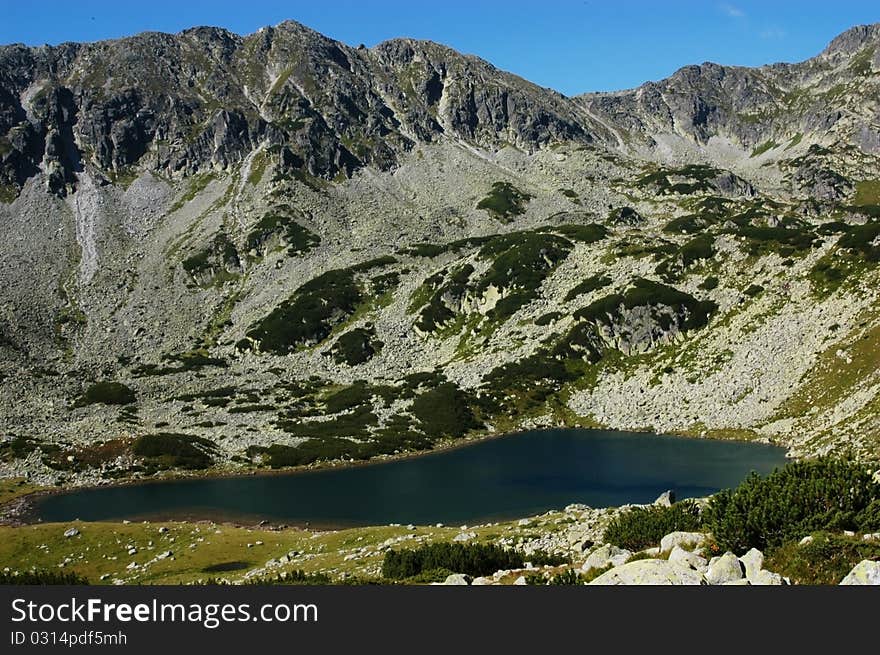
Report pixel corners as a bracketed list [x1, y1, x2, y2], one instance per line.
[246, 259, 395, 353]
[565, 274, 612, 302]
[75, 381, 136, 407]
[475, 231, 574, 321]
[655, 234, 715, 281]
[132, 433, 217, 470]
[410, 383, 481, 439]
[634, 164, 723, 195]
[413, 264, 474, 333]
[808, 221, 880, 295]
[328, 326, 383, 365]
[574, 278, 716, 332]
[245, 206, 320, 258]
[704, 457, 880, 553]
[765, 532, 880, 585]
[169, 172, 217, 212]
[476, 182, 533, 222]
[728, 223, 818, 258]
[182, 231, 240, 287]
[603, 500, 703, 551]
[750, 140, 779, 158]
[854, 180, 880, 207]
[382, 542, 568, 579]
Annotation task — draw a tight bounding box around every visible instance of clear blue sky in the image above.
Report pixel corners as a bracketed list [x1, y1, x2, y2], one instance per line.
[1, 1, 878, 95]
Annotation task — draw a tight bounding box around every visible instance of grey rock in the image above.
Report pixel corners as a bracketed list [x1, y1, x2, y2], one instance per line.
[739, 548, 764, 580]
[660, 532, 708, 553]
[582, 544, 633, 572]
[668, 545, 708, 572]
[653, 490, 676, 506]
[443, 573, 471, 585]
[705, 552, 745, 585]
[750, 569, 786, 585]
[839, 560, 880, 585]
[63, 528, 80, 538]
[589, 559, 706, 585]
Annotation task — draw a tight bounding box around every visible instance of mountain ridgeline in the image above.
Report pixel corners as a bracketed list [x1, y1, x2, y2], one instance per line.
[1, 20, 880, 487]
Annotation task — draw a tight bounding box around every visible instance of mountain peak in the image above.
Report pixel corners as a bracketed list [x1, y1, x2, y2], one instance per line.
[822, 22, 880, 56]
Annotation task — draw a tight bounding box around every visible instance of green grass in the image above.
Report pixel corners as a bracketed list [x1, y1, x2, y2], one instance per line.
[853, 180, 880, 207]
[849, 46, 876, 77]
[75, 382, 136, 407]
[765, 532, 880, 585]
[247, 150, 270, 186]
[0, 478, 46, 505]
[564, 274, 612, 302]
[169, 172, 217, 212]
[245, 268, 363, 353]
[0, 510, 584, 585]
[476, 182, 532, 222]
[0, 184, 17, 204]
[245, 207, 320, 258]
[785, 133, 803, 150]
[750, 140, 779, 158]
[328, 327, 382, 365]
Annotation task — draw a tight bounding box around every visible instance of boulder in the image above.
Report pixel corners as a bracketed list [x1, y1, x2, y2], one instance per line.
[63, 528, 80, 538]
[722, 579, 751, 586]
[705, 552, 745, 585]
[589, 559, 706, 585]
[582, 544, 632, 571]
[513, 576, 528, 585]
[839, 560, 880, 585]
[471, 577, 492, 585]
[750, 569, 786, 585]
[798, 536, 814, 546]
[443, 574, 471, 585]
[668, 545, 708, 572]
[660, 531, 708, 553]
[653, 490, 676, 507]
[739, 548, 764, 580]
[453, 531, 477, 542]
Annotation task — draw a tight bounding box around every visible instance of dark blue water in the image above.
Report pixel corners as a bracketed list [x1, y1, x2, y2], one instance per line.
[32, 429, 787, 526]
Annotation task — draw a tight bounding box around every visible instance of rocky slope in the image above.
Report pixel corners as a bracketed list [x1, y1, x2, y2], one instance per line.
[1, 21, 880, 486]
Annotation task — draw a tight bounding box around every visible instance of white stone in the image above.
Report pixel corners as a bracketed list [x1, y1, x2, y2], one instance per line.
[750, 569, 785, 585]
[513, 576, 528, 585]
[799, 536, 814, 546]
[660, 531, 708, 553]
[589, 559, 706, 585]
[443, 574, 471, 585]
[653, 490, 675, 507]
[668, 545, 708, 572]
[739, 548, 764, 580]
[582, 544, 632, 571]
[453, 531, 477, 542]
[705, 552, 745, 585]
[63, 528, 80, 538]
[839, 560, 880, 585]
